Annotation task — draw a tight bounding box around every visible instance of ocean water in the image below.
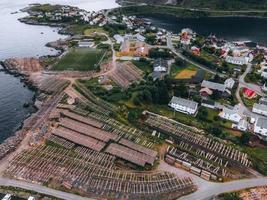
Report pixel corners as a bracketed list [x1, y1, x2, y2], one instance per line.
[0, 0, 118, 143]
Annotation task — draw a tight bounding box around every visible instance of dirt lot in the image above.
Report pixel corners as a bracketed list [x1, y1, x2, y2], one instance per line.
[175, 69, 197, 79]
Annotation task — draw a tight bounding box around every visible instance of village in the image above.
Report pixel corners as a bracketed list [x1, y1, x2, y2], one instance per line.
[1, 3, 267, 200]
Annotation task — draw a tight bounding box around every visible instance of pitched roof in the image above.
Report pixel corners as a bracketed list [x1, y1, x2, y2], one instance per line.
[256, 117, 267, 129]
[169, 96, 198, 110]
[243, 88, 256, 98]
[201, 80, 226, 92]
[253, 103, 267, 112]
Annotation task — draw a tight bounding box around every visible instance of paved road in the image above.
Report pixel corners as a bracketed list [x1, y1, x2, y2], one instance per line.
[160, 162, 267, 200]
[235, 63, 267, 118]
[0, 177, 94, 200]
[239, 63, 265, 96]
[181, 177, 267, 200]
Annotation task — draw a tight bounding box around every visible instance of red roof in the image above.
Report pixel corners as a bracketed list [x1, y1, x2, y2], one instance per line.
[243, 88, 256, 98]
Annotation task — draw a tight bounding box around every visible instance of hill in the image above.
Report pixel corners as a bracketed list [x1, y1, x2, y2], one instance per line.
[180, 0, 267, 10]
[120, 0, 267, 10]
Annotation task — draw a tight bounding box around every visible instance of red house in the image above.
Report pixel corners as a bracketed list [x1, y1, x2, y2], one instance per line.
[243, 88, 256, 99]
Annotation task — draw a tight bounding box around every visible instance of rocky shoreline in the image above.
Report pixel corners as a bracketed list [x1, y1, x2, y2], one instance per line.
[0, 62, 38, 161]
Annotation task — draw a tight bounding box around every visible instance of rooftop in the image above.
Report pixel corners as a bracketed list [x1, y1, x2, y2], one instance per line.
[253, 103, 267, 112]
[256, 117, 267, 129]
[201, 80, 226, 92]
[169, 96, 198, 110]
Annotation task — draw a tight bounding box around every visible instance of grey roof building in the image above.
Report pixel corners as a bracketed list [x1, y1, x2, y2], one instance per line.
[169, 96, 198, 115]
[201, 80, 226, 92]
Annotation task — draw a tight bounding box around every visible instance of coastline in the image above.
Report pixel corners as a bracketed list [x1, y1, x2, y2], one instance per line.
[0, 62, 38, 158]
[0, 6, 69, 159]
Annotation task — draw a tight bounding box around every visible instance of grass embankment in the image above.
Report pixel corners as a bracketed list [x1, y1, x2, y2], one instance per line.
[52, 48, 105, 71]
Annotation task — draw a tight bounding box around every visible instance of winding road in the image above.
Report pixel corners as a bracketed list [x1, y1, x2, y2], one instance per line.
[160, 161, 267, 200]
[0, 177, 94, 200]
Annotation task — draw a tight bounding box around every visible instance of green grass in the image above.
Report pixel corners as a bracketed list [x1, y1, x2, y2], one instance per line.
[52, 48, 105, 71]
[131, 60, 153, 74]
[244, 147, 267, 175]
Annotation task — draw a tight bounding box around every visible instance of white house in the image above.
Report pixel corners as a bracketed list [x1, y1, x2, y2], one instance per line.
[135, 33, 146, 42]
[252, 103, 267, 116]
[113, 34, 124, 44]
[169, 96, 198, 115]
[226, 56, 249, 65]
[232, 119, 248, 131]
[224, 78, 235, 89]
[153, 58, 168, 72]
[254, 117, 267, 141]
[219, 104, 243, 123]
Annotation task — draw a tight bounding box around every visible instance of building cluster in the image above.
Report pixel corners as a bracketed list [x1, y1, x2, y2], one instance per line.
[114, 33, 149, 58]
[31, 5, 107, 26]
[178, 28, 196, 45]
[205, 35, 254, 66]
[119, 15, 168, 45]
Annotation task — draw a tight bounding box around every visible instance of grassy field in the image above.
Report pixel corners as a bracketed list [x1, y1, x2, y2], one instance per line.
[84, 27, 107, 35]
[175, 69, 197, 79]
[171, 64, 197, 79]
[52, 48, 105, 71]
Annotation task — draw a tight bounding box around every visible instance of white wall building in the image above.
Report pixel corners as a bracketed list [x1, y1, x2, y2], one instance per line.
[169, 96, 198, 115]
[252, 103, 267, 116]
[232, 119, 248, 131]
[254, 117, 267, 141]
[219, 104, 243, 123]
[224, 78, 235, 89]
[226, 56, 249, 65]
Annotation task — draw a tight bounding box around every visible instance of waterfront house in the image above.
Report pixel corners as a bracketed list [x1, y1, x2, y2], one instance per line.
[169, 96, 198, 115]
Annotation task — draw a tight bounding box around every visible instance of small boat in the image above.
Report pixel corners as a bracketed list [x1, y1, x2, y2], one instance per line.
[40, 32, 44, 34]
[23, 102, 30, 108]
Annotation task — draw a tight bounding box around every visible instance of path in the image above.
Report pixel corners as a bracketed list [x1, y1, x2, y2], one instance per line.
[235, 63, 267, 118]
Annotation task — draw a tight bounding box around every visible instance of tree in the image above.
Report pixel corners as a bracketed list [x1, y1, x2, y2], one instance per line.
[142, 89, 152, 103]
[197, 107, 208, 121]
[128, 109, 140, 123]
[208, 126, 223, 137]
[133, 96, 141, 106]
[174, 83, 188, 98]
[240, 132, 251, 145]
[174, 57, 186, 67]
[210, 90, 221, 100]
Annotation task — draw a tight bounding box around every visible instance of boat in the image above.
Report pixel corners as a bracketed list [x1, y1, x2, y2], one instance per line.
[2, 194, 12, 200]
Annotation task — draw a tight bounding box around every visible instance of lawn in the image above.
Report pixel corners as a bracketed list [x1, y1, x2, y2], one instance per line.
[52, 48, 105, 71]
[131, 60, 153, 74]
[244, 147, 267, 175]
[84, 27, 107, 35]
[170, 63, 197, 79]
[175, 69, 197, 79]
